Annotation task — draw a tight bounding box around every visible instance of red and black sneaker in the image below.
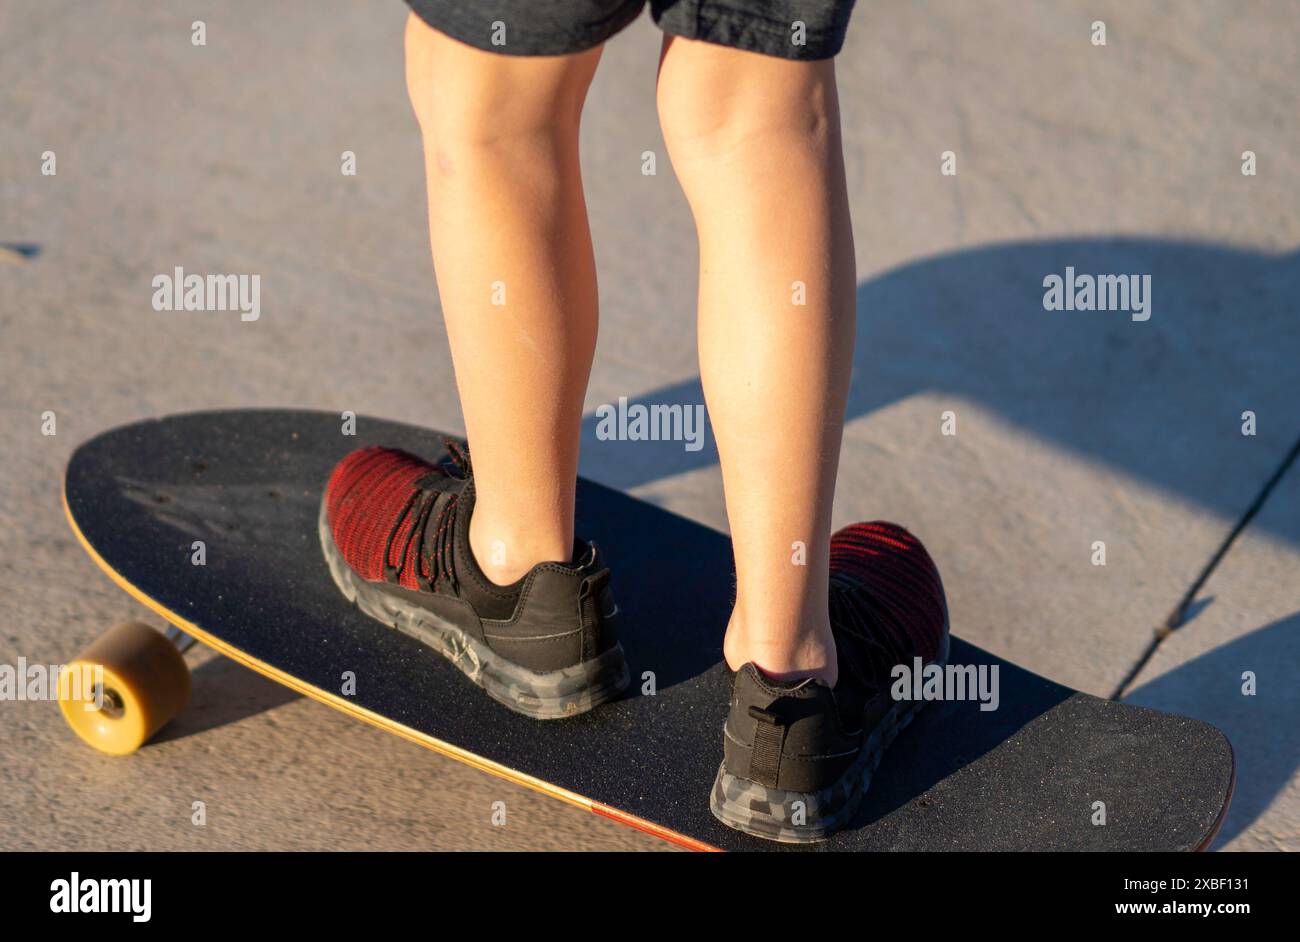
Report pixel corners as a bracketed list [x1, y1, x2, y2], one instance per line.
[319, 441, 629, 719]
[710, 521, 950, 842]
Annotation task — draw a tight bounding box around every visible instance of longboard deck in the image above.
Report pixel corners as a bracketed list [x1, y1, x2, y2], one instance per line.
[64, 410, 1234, 851]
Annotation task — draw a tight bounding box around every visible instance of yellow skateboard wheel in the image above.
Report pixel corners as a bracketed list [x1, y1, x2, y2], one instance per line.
[58, 621, 191, 755]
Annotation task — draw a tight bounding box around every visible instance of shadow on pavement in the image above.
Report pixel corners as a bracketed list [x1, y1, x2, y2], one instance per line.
[151, 656, 300, 747]
[1123, 612, 1300, 848]
[580, 238, 1300, 552]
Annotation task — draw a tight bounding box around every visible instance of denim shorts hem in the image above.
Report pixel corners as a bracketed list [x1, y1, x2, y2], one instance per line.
[404, 0, 854, 60]
[406, 0, 646, 57]
[657, 0, 855, 60]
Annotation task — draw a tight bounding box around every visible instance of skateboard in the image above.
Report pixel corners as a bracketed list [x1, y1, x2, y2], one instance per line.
[59, 410, 1235, 851]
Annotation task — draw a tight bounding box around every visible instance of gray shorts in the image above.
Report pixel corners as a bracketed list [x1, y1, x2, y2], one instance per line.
[405, 0, 856, 60]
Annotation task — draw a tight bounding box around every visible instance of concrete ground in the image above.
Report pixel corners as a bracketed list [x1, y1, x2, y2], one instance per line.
[1, 0, 1295, 851]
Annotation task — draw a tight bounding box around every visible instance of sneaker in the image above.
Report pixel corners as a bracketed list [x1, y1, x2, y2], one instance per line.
[319, 441, 629, 719]
[710, 521, 949, 842]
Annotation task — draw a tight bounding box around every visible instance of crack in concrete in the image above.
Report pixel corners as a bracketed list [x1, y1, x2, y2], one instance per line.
[1110, 432, 1300, 699]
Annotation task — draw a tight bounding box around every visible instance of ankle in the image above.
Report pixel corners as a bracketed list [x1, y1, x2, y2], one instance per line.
[468, 510, 570, 587]
[723, 610, 838, 686]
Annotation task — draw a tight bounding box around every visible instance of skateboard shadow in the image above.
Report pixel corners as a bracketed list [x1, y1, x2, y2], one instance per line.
[1123, 612, 1300, 849]
[579, 238, 1300, 552]
[151, 655, 300, 747]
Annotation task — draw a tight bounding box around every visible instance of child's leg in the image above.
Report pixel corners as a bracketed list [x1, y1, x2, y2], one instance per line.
[656, 36, 856, 686]
[405, 13, 603, 584]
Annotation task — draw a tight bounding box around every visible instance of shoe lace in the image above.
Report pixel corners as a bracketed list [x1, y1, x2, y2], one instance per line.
[381, 438, 471, 593]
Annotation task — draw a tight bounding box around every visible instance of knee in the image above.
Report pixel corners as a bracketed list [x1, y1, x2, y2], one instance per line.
[405, 12, 591, 155]
[656, 46, 838, 174]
